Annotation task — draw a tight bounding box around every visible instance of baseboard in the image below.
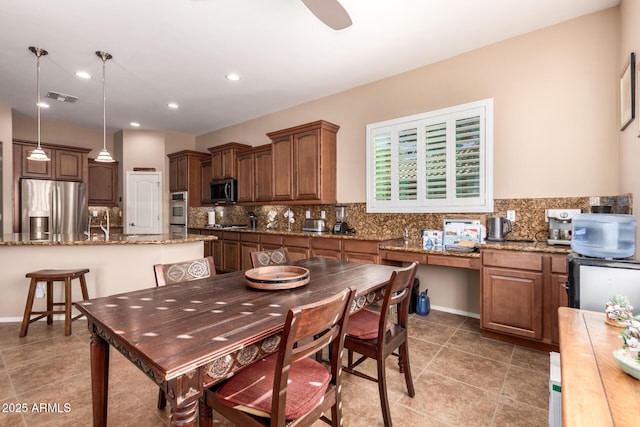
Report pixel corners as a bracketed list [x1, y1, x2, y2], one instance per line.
[430, 305, 480, 319]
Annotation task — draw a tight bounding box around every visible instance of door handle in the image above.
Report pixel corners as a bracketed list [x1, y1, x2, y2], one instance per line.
[129, 223, 136, 226]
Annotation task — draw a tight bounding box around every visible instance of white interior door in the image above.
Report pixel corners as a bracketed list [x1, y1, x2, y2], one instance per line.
[126, 172, 161, 234]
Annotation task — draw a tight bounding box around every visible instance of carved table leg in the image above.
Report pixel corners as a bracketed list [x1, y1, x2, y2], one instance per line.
[89, 329, 109, 427]
[171, 399, 198, 427]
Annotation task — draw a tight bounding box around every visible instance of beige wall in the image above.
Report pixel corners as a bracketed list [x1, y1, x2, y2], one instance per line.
[619, 0, 640, 238]
[0, 105, 12, 234]
[196, 8, 620, 203]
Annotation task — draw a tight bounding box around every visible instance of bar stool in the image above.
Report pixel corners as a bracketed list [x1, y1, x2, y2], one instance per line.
[19, 268, 90, 337]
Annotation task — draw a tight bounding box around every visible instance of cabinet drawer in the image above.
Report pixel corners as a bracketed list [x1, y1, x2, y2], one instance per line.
[551, 255, 568, 274]
[381, 251, 427, 264]
[429, 255, 480, 270]
[241, 233, 260, 243]
[343, 240, 379, 254]
[311, 238, 342, 251]
[222, 231, 240, 241]
[283, 236, 310, 248]
[260, 234, 283, 246]
[482, 250, 543, 271]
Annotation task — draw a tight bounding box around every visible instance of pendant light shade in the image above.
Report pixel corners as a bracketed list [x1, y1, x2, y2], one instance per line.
[27, 46, 51, 162]
[95, 51, 115, 163]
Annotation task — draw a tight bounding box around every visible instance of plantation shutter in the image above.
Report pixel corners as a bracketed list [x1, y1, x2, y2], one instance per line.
[424, 121, 447, 200]
[372, 130, 392, 202]
[397, 127, 418, 200]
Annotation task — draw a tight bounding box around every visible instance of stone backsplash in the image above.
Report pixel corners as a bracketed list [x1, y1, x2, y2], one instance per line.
[189, 194, 632, 244]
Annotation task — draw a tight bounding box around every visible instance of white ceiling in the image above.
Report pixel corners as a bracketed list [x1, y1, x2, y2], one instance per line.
[0, 0, 619, 136]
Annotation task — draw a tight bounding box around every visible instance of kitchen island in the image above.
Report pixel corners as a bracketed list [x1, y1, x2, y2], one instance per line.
[0, 233, 216, 321]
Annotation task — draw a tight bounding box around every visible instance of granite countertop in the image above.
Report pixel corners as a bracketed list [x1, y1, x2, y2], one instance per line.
[480, 240, 573, 254]
[0, 233, 216, 246]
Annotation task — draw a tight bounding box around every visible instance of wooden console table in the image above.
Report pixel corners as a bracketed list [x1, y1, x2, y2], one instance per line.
[558, 307, 640, 426]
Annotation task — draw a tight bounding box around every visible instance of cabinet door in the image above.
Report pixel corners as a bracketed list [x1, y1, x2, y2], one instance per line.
[176, 156, 188, 191]
[88, 160, 118, 206]
[55, 150, 84, 181]
[294, 129, 321, 200]
[222, 240, 240, 272]
[241, 241, 260, 270]
[21, 145, 54, 179]
[201, 160, 211, 204]
[210, 151, 223, 180]
[254, 147, 273, 202]
[221, 149, 235, 178]
[481, 267, 544, 340]
[169, 157, 179, 192]
[236, 152, 255, 203]
[271, 136, 293, 200]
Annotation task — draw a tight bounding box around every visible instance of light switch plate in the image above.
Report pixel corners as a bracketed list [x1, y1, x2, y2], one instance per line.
[506, 210, 516, 222]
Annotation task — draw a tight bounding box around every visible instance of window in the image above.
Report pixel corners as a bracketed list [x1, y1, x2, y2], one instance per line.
[366, 99, 493, 213]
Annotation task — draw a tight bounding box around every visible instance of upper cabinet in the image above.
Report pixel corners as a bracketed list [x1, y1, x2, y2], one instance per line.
[14, 140, 90, 182]
[267, 120, 338, 204]
[237, 144, 272, 203]
[208, 142, 251, 180]
[167, 150, 210, 206]
[88, 159, 119, 206]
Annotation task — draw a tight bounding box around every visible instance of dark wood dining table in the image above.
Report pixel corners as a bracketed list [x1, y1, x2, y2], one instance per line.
[75, 258, 398, 427]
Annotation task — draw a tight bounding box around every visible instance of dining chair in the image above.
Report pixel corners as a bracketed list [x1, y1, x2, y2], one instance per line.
[152, 256, 216, 409]
[153, 256, 216, 286]
[343, 262, 418, 427]
[203, 286, 357, 427]
[250, 247, 291, 268]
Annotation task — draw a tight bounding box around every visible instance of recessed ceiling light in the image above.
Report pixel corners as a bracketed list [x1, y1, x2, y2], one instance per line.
[130, 122, 140, 127]
[75, 71, 91, 79]
[226, 73, 240, 81]
[168, 102, 179, 109]
[37, 102, 49, 108]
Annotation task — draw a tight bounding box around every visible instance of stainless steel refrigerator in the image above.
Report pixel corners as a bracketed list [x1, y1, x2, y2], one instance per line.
[21, 179, 87, 238]
[567, 253, 640, 311]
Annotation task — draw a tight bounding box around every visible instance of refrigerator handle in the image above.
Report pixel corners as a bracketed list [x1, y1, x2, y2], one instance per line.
[53, 184, 60, 235]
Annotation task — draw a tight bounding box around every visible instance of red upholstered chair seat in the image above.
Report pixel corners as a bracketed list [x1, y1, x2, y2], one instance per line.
[215, 353, 331, 420]
[347, 309, 390, 339]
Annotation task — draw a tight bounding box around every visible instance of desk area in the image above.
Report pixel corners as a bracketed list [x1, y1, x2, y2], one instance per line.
[558, 307, 640, 426]
[75, 258, 397, 427]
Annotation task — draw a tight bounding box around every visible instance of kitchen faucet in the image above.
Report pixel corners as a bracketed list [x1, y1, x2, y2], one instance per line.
[100, 210, 110, 240]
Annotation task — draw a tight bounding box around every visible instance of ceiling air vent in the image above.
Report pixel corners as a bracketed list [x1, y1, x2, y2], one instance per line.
[46, 91, 78, 103]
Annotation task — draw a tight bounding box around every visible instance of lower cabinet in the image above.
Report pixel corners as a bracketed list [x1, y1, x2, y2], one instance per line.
[240, 233, 261, 270]
[310, 237, 342, 260]
[343, 240, 380, 264]
[481, 249, 567, 347]
[283, 236, 310, 262]
[221, 232, 241, 272]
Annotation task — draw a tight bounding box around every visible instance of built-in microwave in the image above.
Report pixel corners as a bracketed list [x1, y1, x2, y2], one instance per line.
[210, 178, 237, 204]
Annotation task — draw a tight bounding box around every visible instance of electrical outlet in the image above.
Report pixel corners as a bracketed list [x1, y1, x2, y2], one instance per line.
[320, 210, 326, 219]
[590, 196, 600, 206]
[306, 210, 311, 219]
[506, 210, 516, 222]
[92, 210, 98, 217]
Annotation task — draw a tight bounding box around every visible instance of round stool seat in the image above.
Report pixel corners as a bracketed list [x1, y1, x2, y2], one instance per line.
[19, 268, 90, 337]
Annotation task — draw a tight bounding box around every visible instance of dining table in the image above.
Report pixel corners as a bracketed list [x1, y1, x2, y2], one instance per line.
[75, 258, 399, 427]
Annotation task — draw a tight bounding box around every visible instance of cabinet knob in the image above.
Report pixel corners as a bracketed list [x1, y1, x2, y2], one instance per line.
[129, 223, 135, 226]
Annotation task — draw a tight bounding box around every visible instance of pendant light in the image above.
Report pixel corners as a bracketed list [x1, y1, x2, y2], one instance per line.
[95, 51, 115, 162]
[27, 46, 50, 162]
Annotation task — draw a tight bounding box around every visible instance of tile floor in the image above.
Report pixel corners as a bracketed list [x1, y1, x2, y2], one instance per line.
[0, 310, 551, 426]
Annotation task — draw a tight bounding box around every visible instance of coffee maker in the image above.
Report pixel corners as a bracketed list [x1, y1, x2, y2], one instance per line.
[332, 204, 354, 234]
[546, 209, 581, 245]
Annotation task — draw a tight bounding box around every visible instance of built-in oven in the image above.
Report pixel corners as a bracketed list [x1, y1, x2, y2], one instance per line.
[170, 191, 188, 227]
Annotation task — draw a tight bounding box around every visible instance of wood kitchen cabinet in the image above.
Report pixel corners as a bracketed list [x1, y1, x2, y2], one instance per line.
[200, 159, 212, 204]
[237, 144, 273, 203]
[240, 233, 260, 270]
[267, 120, 338, 204]
[283, 236, 310, 262]
[481, 249, 568, 349]
[88, 159, 118, 206]
[343, 240, 381, 264]
[208, 142, 251, 180]
[310, 237, 343, 260]
[14, 140, 90, 182]
[221, 231, 241, 272]
[167, 150, 210, 206]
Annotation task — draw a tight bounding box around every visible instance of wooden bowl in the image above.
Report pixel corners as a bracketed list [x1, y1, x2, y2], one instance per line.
[245, 265, 310, 290]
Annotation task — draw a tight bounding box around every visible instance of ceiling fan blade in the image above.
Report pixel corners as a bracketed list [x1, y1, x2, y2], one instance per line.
[302, 0, 352, 30]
